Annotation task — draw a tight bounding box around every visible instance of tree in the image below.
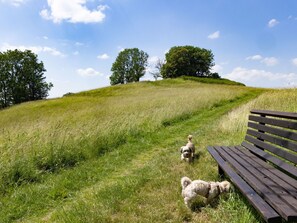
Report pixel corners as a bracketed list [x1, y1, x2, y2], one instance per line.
[161, 46, 214, 79]
[149, 58, 164, 81]
[0, 50, 53, 108]
[210, 72, 221, 79]
[110, 48, 149, 85]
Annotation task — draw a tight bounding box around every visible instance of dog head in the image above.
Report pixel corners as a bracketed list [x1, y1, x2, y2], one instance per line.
[218, 180, 231, 193]
[180, 146, 192, 158]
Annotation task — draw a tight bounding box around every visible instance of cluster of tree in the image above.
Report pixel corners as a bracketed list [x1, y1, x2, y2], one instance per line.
[110, 45, 220, 85]
[110, 48, 149, 85]
[0, 50, 53, 109]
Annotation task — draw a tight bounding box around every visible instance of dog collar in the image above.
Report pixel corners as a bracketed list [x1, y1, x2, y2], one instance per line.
[206, 184, 221, 198]
[205, 184, 211, 198]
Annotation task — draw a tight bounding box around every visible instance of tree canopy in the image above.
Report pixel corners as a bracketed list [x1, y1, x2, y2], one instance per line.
[110, 48, 149, 85]
[0, 50, 53, 108]
[161, 46, 216, 79]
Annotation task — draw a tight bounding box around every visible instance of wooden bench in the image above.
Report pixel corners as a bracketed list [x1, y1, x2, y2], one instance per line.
[207, 109, 297, 223]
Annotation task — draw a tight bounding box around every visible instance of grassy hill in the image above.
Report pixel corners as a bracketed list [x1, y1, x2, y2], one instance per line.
[0, 78, 297, 222]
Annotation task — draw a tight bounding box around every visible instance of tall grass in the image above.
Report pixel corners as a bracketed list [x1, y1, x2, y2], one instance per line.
[0, 79, 251, 192]
[14, 88, 262, 223]
[216, 88, 297, 145]
[10, 77, 297, 223]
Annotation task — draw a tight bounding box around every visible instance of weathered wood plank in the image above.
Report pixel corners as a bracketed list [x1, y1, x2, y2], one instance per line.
[245, 135, 297, 164]
[242, 141, 297, 178]
[218, 146, 297, 221]
[236, 146, 297, 194]
[249, 115, 297, 131]
[246, 129, 297, 153]
[248, 121, 297, 143]
[207, 146, 281, 223]
[251, 110, 297, 120]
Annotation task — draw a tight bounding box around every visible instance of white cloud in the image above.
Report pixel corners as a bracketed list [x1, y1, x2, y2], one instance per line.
[261, 57, 278, 66]
[208, 31, 220, 39]
[211, 64, 223, 73]
[225, 67, 297, 87]
[246, 55, 278, 66]
[0, 43, 66, 57]
[246, 55, 263, 61]
[75, 42, 84, 46]
[77, 68, 103, 77]
[1, 0, 26, 7]
[117, 46, 125, 52]
[40, 0, 108, 24]
[97, 53, 110, 60]
[148, 56, 159, 64]
[268, 19, 279, 28]
[292, 58, 297, 66]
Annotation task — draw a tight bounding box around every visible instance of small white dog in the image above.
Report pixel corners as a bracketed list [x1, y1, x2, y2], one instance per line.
[180, 135, 195, 162]
[181, 176, 231, 208]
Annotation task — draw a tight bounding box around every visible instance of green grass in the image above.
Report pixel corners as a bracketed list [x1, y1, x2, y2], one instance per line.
[1, 78, 296, 222]
[180, 76, 246, 86]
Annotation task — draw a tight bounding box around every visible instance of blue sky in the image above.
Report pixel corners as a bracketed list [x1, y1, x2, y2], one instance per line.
[1, 0, 297, 98]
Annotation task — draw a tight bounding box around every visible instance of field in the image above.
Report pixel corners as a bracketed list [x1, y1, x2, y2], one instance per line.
[0, 78, 297, 222]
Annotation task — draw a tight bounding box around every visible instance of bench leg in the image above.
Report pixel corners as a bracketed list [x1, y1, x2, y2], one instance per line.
[218, 165, 224, 177]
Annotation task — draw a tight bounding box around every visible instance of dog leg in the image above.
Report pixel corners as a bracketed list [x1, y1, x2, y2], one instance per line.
[184, 197, 191, 208]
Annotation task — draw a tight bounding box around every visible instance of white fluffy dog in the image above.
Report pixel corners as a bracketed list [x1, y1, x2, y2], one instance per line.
[180, 135, 195, 162]
[181, 176, 231, 208]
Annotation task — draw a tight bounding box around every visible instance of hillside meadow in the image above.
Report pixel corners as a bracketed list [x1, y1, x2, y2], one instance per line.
[0, 77, 296, 222]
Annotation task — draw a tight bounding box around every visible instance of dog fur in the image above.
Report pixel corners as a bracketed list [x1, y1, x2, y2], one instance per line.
[181, 176, 231, 208]
[180, 135, 195, 162]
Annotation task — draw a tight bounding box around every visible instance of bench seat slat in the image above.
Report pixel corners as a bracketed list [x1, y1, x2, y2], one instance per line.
[216, 146, 297, 221]
[231, 146, 297, 199]
[207, 146, 281, 223]
[242, 141, 297, 178]
[236, 146, 297, 194]
[246, 129, 297, 153]
[245, 135, 297, 164]
[249, 115, 297, 131]
[248, 121, 297, 143]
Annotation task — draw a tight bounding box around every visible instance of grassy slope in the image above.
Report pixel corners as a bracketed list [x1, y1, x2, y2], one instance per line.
[1, 78, 296, 222]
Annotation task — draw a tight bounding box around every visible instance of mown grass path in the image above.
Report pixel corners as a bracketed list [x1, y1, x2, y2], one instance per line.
[1, 89, 264, 223]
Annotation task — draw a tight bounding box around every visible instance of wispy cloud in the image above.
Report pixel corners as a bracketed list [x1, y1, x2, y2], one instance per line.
[292, 58, 297, 66]
[40, 0, 109, 24]
[1, 43, 66, 57]
[77, 68, 103, 77]
[225, 67, 297, 87]
[246, 55, 278, 66]
[246, 55, 263, 61]
[97, 53, 110, 60]
[1, 0, 26, 7]
[261, 57, 278, 66]
[268, 19, 279, 28]
[208, 31, 220, 39]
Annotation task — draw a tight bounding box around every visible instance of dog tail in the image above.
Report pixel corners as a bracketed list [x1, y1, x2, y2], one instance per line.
[188, 135, 193, 141]
[181, 177, 192, 189]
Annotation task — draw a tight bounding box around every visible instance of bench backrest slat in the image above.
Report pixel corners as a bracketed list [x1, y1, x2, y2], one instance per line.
[245, 109, 297, 166]
[249, 115, 297, 131]
[251, 109, 297, 120]
[245, 135, 297, 164]
[246, 129, 297, 153]
[248, 121, 297, 142]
